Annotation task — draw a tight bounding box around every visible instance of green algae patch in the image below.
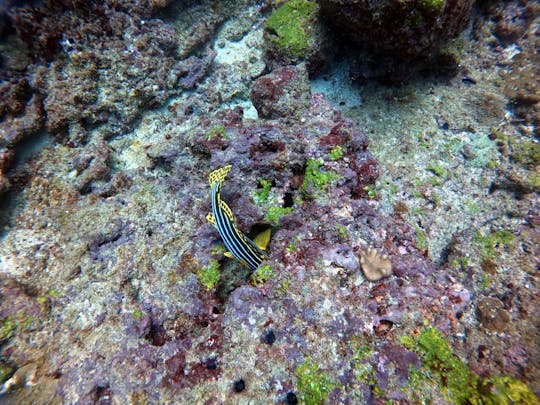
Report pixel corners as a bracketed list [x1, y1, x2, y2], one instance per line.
[197, 259, 221, 290]
[402, 326, 538, 405]
[295, 358, 336, 405]
[473, 229, 515, 260]
[479, 376, 539, 405]
[0, 317, 16, 341]
[300, 158, 340, 198]
[402, 326, 479, 404]
[251, 264, 274, 286]
[205, 124, 227, 140]
[264, 0, 318, 60]
[265, 206, 293, 225]
[510, 138, 540, 168]
[253, 178, 272, 204]
[418, 0, 446, 14]
[328, 145, 343, 161]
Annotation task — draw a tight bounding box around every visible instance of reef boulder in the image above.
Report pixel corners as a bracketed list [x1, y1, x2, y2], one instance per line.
[250, 64, 311, 119]
[317, 0, 475, 83]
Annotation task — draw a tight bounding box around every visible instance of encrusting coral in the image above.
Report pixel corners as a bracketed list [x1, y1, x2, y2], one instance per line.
[358, 246, 393, 281]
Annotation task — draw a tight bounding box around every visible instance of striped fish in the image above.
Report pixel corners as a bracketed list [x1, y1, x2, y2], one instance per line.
[206, 165, 270, 271]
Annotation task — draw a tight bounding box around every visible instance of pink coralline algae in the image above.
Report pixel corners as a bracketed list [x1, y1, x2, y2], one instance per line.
[251, 64, 312, 119]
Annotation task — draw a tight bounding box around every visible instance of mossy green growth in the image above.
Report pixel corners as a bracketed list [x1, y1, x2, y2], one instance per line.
[265, 0, 318, 60]
[210, 243, 227, 256]
[418, 0, 445, 14]
[265, 206, 293, 225]
[196, 259, 221, 290]
[335, 223, 348, 239]
[0, 363, 13, 384]
[363, 184, 377, 199]
[510, 139, 540, 168]
[37, 288, 62, 306]
[278, 277, 291, 293]
[0, 313, 36, 342]
[251, 264, 274, 286]
[0, 317, 16, 341]
[427, 162, 446, 178]
[401, 326, 539, 405]
[401, 326, 481, 404]
[295, 358, 336, 405]
[479, 376, 539, 405]
[414, 225, 428, 251]
[349, 336, 382, 395]
[300, 158, 339, 197]
[253, 179, 272, 204]
[205, 124, 227, 140]
[490, 128, 507, 142]
[328, 145, 343, 161]
[473, 229, 515, 260]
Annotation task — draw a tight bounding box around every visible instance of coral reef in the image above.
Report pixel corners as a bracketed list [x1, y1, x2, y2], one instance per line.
[0, 0, 216, 195]
[0, 0, 538, 403]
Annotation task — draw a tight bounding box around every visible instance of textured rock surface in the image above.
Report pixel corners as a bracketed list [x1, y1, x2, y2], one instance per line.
[317, 0, 476, 83]
[0, 0, 216, 195]
[0, 0, 538, 403]
[263, 0, 330, 75]
[250, 64, 312, 118]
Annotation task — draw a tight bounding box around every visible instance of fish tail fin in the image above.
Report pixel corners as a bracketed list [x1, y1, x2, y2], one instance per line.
[208, 165, 232, 187]
[253, 228, 272, 251]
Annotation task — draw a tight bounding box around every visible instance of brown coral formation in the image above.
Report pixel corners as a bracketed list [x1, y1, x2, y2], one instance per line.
[476, 297, 511, 333]
[358, 246, 393, 281]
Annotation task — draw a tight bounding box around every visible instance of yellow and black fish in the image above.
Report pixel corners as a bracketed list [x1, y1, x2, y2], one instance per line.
[207, 165, 270, 270]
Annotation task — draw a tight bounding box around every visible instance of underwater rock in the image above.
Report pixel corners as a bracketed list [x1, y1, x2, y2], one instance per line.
[492, 1, 538, 45]
[0, 93, 44, 145]
[1, 0, 214, 147]
[502, 46, 540, 129]
[0, 363, 37, 394]
[0, 78, 44, 187]
[263, 0, 330, 75]
[250, 64, 311, 118]
[476, 297, 511, 332]
[1, 2, 538, 400]
[317, 0, 475, 83]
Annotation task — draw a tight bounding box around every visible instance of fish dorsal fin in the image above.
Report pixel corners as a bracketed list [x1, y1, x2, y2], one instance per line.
[218, 199, 235, 222]
[206, 213, 217, 228]
[253, 228, 271, 250]
[208, 165, 232, 186]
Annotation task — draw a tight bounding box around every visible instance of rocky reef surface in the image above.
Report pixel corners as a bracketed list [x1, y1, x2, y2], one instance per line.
[0, 0, 538, 404]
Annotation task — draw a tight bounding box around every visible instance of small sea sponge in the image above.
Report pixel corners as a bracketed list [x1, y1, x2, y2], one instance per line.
[359, 247, 393, 281]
